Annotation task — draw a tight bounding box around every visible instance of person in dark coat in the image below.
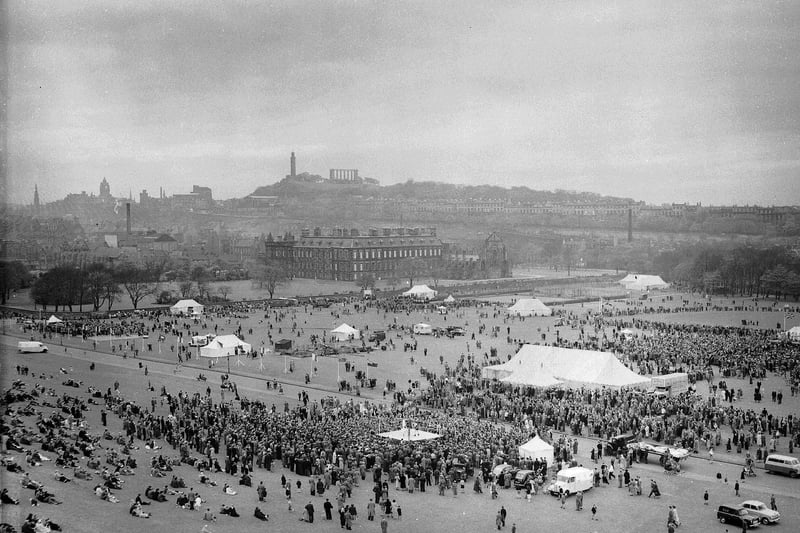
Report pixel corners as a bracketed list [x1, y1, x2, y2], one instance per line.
[324, 498, 333, 520]
[305, 501, 315, 523]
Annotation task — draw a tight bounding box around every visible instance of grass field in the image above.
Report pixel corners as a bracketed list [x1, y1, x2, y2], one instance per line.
[2, 289, 799, 533]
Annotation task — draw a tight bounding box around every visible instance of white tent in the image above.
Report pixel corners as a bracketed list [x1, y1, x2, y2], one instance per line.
[507, 298, 553, 317]
[170, 299, 204, 316]
[787, 326, 800, 341]
[199, 334, 251, 359]
[518, 435, 555, 464]
[443, 295, 456, 303]
[482, 344, 650, 390]
[619, 274, 669, 291]
[378, 428, 442, 442]
[402, 284, 437, 301]
[330, 323, 361, 341]
[46, 315, 63, 324]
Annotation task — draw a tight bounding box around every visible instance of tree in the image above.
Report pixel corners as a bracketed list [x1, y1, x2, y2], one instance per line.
[179, 280, 194, 298]
[396, 257, 427, 287]
[85, 263, 113, 311]
[0, 261, 31, 304]
[257, 263, 287, 299]
[217, 285, 232, 301]
[116, 263, 158, 309]
[356, 273, 376, 292]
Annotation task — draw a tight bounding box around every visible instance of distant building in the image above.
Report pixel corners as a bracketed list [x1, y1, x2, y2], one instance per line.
[481, 232, 511, 278]
[330, 169, 361, 183]
[263, 226, 443, 281]
[172, 185, 214, 210]
[99, 178, 111, 199]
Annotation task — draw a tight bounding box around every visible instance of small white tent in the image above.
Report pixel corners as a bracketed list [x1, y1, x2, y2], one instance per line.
[443, 295, 456, 303]
[402, 284, 437, 301]
[787, 326, 800, 341]
[199, 334, 251, 358]
[330, 323, 361, 341]
[507, 298, 553, 317]
[518, 435, 555, 464]
[46, 315, 63, 325]
[619, 274, 669, 291]
[170, 299, 204, 316]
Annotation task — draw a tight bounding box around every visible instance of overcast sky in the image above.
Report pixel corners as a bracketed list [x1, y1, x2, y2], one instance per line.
[5, 1, 800, 206]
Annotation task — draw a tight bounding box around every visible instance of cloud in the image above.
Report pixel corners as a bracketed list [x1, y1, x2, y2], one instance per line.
[5, 1, 800, 205]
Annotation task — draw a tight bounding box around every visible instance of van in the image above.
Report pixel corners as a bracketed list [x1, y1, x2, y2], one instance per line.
[764, 454, 800, 478]
[18, 341, 48, 353]
[649, 373, 690, 397]
[547, 466, 593, 496]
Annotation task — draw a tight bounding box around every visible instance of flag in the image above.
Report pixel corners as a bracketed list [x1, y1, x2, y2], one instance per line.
[787, 312, 796, 320]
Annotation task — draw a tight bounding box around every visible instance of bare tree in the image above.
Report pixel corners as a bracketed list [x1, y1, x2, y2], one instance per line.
[217, 285, 232, 301]
[257, 263, 287, 299]
[116, 263, 158, 309]
[179, 280, 194, 298]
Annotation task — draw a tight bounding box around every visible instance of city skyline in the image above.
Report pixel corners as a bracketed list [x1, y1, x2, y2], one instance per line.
[5, 1, 800, 206]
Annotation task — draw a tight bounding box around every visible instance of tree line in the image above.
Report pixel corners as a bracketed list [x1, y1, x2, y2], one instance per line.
[654, 243, 800, 299]
[31, 262, 164, 312]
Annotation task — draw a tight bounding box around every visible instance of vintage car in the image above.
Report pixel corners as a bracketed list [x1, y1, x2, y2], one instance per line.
[717, 504, 760, 528]
[741, 500, 780, 524]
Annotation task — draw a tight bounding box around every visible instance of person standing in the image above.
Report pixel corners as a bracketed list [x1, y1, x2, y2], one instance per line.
[734, 481, 740, 497]
[496, 510, 503, 530]
[575, 490, 583, 511]
[323, 498, 332, 520]
[500, 506, 507, 527]
[704, 490, 709, 505]
[367, 498, 375, 520]
[591, 504, 598, 520]
[305, 501, 314, 523]
[380, 515, 388, 533]
[770, 494, 777, 511]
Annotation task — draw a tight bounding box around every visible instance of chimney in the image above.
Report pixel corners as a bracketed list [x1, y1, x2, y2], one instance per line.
[126, 202, 131, 235]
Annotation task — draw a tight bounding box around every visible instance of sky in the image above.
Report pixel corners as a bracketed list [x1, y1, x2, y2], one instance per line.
[5, 0, 800, 206]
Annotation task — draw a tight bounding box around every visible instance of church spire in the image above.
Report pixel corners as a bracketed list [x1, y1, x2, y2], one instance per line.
[33, 184, 40, 212]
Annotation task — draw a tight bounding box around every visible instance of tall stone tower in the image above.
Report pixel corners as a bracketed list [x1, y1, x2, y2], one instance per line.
[290, 152, 296, 178]
[99, 177, 111, 198]
[33, 184, 40, 212]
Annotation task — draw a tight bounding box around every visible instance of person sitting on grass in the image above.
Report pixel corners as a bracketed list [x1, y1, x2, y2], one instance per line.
[254, 506, 269, 521]
[219, 504, 239, 517]
[129, 501, 151, 518]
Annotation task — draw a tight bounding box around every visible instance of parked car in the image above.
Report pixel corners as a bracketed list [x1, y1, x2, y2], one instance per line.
[741, 500, 780, 524]
[607, 433, 638, 454]
[717, 504, 760, 528]
[513, 470, 536, 490]
[446, 326, 466, 337]
[18, 341, 48, 353]
[764, 454, 800, 477]
[368, 330, 386, 342]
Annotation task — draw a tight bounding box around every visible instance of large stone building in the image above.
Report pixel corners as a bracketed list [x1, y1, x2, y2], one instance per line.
[263, 227, 443, 281]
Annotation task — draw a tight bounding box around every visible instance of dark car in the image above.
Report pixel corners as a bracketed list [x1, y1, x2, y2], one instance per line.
[368, 330, 386, 342]
[513, 469, 536, 490]
[717, 504, 760, 528]
[607, 433, 639, 454]
[446, 326, 466, 337]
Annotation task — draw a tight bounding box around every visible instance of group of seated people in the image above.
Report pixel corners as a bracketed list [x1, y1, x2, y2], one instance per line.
[176, 490, 203, 510]
[129, 501, 151, 518]
[93, 484, 119, 503]
[144, 485, 169, 502]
